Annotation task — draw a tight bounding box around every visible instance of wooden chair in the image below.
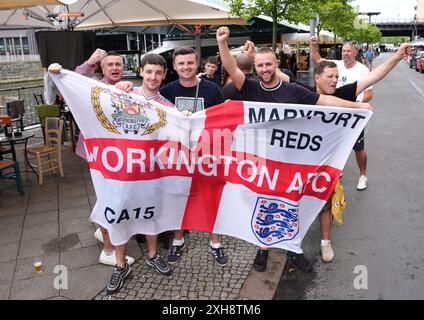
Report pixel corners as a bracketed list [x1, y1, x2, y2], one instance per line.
[25, 117, 64, 185]
[0, 160, 24, 195]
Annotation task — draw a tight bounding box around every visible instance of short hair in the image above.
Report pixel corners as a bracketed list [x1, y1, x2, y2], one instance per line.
[173, 47, 199, 62]
[342, 41, 358, 51]
[100, 51, 123, 68]
[256, 47, 277, 59]
[140, 53, 167, 69]
[205, 56, 218, 66]
[314, 60, 338, 75]
[235, 53, 253, 74]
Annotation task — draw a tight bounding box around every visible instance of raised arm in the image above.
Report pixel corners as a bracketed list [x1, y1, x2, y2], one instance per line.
[310, 36, 324, 63]
[356, 43, 411, 95]
[217, 26, 246, 91]
[318, 94, 373, 111]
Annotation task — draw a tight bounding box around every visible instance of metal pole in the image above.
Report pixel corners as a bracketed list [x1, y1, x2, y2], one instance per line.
[158, 33, 161, 47]
[309, 13, 319, 87]
[144, 34, 147, 53]
[136, 34, 140, 51]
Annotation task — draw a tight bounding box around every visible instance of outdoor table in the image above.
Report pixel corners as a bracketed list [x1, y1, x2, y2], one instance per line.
[0, 131, 36, 177]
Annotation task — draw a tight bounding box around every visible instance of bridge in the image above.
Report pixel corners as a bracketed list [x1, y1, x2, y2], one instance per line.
[372, 18, 424, 39]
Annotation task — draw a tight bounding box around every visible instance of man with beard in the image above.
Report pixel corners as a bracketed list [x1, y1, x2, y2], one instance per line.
[311, 37, 372, 191]
[310, 43, 411, 263]
[216, 26, 372, 273]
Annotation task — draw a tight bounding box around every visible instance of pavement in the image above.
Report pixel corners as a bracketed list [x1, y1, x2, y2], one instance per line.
[0, 129, 287, 300]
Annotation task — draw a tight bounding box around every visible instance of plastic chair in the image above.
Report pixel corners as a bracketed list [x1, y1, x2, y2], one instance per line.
[0, 160, 24, 195]
[25, 117, 64, 185]
[36, 104, 60, 143]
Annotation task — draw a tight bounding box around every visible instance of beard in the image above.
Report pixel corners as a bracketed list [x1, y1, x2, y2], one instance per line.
[260, 71, 277, 84]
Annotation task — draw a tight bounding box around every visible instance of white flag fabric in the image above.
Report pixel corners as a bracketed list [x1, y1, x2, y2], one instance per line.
[51, 70, 372, 253]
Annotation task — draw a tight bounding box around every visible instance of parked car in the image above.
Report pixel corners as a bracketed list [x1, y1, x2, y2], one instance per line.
[417, 56, 424, 73]
[410, 51, 423, 69]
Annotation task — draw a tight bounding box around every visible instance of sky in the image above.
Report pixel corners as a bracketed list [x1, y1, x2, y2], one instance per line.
[351, 0, 417, 21]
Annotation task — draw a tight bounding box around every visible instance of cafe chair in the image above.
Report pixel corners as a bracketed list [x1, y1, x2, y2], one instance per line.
[36, 104, 60, 143]
[33, 93, 45, 105]
[0, 160, 24, 195]
[25, 117, 64, 185]
[7, 100, 26, 132]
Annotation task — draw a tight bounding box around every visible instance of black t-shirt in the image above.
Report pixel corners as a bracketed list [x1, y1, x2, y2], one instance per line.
[309, 81, 357, 102]
[239, 77, 320, 105]
[160, 78, 224, 112]
[200, 74, 221, 87]
[221, 74, 258, 101]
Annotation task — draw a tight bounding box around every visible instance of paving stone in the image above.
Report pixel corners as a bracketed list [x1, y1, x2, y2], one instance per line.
[60, 245, 99, 270]
[21, 222, 58, 242]
[0, 227, 22, 246]
[0, 242, 19, 263]
[0, 283, 11, 299]
[24, 210, 58, 227]
[14, 253, 60, 282]
[27, 199, 58, 215]
[9, 273, 57, 300]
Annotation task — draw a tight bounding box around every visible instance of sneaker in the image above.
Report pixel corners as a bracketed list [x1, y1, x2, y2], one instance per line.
[209, 245, 228, 267]
[357, 175, 368, 191]
[106, 262, 131, 295]
[253, 249, 268, 272]
[287, 252, 312, 273]
[320, 242, 335, 263]
[146, 254, 172, 276]
[99, 250, 135, 266]
[94, 228, 103, 243]
[167, 242, 185, 264]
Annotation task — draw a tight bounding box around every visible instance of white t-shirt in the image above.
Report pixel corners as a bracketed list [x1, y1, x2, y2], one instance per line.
[333, 60, 372, 102]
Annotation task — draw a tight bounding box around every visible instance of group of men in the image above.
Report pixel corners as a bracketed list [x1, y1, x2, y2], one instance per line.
[48, 27, 410, 294]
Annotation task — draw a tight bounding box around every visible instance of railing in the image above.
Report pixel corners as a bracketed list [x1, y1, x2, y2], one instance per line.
[0, 54, 41, 63]
[0, 84, 44, 127]
[371, 18, 424, 24]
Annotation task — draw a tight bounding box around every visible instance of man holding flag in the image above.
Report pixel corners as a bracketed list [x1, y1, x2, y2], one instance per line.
[216, 26, 373, 273]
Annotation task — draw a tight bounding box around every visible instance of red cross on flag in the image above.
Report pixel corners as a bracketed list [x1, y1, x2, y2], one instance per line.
[51, 70, 372, 253]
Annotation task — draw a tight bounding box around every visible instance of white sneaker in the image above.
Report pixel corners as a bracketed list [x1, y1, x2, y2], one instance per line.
[99, 250, 135, 266]
[320, 242, 335, 263]
[357, 175, 368, 191]
[94, 228, 104, 243]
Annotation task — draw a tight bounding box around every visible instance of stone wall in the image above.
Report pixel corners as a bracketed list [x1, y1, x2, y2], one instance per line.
[0, 61, 44, 84]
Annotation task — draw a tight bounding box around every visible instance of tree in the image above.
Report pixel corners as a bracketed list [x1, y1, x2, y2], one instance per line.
[296, 0, 356, 37]
[225, 0, 327, 52]
[348, 20, 382, 44]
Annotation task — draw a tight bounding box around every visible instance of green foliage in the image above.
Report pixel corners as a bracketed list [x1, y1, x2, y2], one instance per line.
[225, 0, 327, 51]
[348, 22, 382, 44]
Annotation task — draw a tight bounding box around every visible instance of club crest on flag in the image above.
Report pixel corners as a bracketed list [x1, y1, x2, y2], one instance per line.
[91, 86, 167, 135]
[251, 197, 299, 246]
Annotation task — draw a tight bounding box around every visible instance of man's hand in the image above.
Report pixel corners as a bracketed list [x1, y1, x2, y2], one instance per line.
[181, 110, 192, 116]
[86, 48, 107, 66]
[395, 43, 411, 60]
[310, 36, 320, 46]
[48, 63, 62, 74]
[115, 81, 133, 93]
[243, 40, 256, 60]
[216, 26, 230, 43]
